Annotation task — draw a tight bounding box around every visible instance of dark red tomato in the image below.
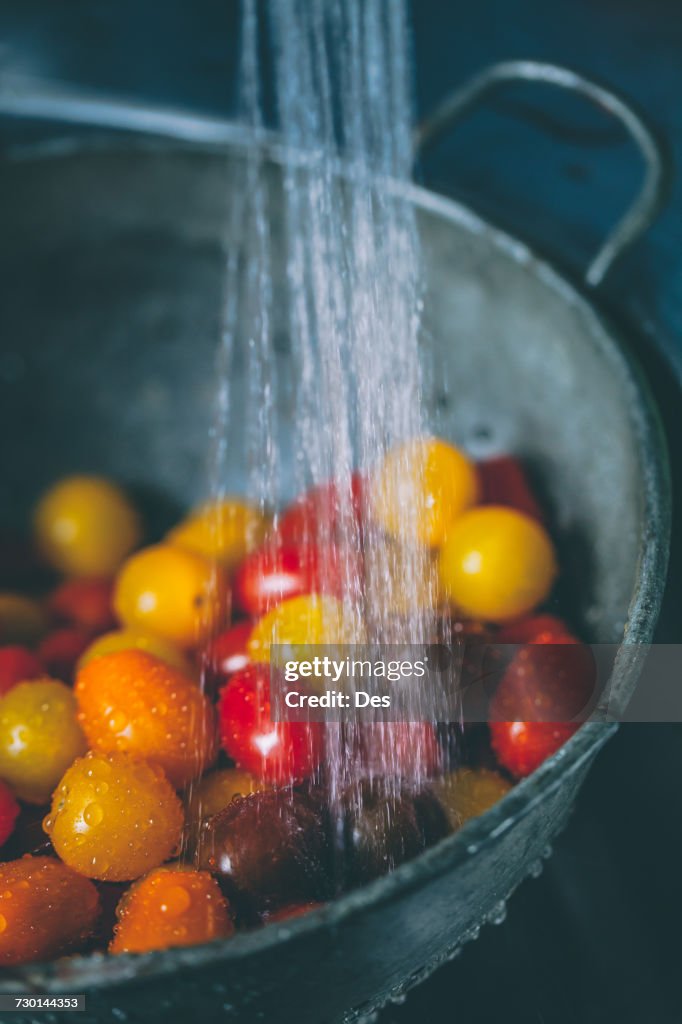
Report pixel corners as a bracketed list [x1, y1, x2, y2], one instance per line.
[218, 664, 323, 784]
[477, 456, 544, 522]
[0, 779, 19, 847]
[47, 577, 116, 633]
[497, 614, 576, 646]
[490, 720, 578, 778]
[356, 722, 442, 779]
[275, 474, 365, 545]
[489, 617, 593, 778]
[489, 639, 596, 724]
[233, 542, 357, 617]
[38, 627, 92, 682]
[0, 646, 44, 696]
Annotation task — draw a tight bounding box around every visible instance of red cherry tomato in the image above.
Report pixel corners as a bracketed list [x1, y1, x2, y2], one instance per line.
[0, 779, 20, 847]
[233, 543, 356, 617]
[39, 627, 92, 682]
[204, 621, 253, 697]
[276, 474, 365, 544]
[497, 614, 576, 646]
[477, 456, 545, 522]
[0, 646, 44, 696]
[218, 664, 322, 784]
[489, 720, 578, 778]
[47, 577, 116, 633]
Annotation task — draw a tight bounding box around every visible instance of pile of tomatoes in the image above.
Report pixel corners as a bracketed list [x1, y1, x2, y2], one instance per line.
[0, 437, 591, 965]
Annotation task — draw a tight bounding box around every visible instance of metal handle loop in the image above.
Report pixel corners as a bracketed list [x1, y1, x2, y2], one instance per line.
[415, 60, 670, 287]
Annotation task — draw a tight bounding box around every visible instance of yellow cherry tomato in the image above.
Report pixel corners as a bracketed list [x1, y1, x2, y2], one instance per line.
[167, 499, 270, 573]
[0, 679, 86, 803]
[430, 768, 512, 829]
[78, 629, 193, 676]
[0, 593, 48, 645]
[33, 475, 141, 576]
[438, 505, 557, 622]
[371, 437, 479, 548]
[45, 752, 184, 882]
[247, 594, 361, 663]
[113, 544, 228, 649]
[186, 768, 267, 821]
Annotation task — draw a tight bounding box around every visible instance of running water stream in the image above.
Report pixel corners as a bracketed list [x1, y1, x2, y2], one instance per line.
[202, 0, 446, 879]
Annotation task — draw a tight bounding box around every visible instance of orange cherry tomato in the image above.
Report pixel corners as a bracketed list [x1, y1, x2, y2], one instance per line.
[75, 650, 216, 788]
[0, 856, 100, 964]
[110, 866, 234, 954]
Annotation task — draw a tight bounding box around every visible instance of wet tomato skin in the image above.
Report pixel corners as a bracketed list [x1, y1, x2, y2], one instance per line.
[218, 664, 322, 785]
[0, 856, 100, 965]
[490, 720, 578, 778]
[110, 866, 234, 954]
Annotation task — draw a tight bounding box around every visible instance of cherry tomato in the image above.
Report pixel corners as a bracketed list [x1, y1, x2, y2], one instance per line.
[186, 767, 266, 821]
[114, 543, 228, 649]
[38, 627, 92, 681]
[489, 626, 595, 725]
[438, 506, 557, 622]
[0, 679, 86, 804]
[477, 456, 545, 522]
[489, 720, 578, 779]
[47, 576, 116, 633]
[0, 647, 44, 696]
[497, 614, 576, 645]
[78, 628, 193, 676]
[167, 499, 270, 572]
[276, 474, 365, 544]
[429, 768, 512, 828]
[33, 475, 141, 576]
[0, 856, 100, 964]
[371, 437, 479, 548]
[110, 866, 234, 954]
[0, 593, 48, 646]
[0, 779, 19, 846]
[75, 650, 216, 788]
[218, 664, 322, 784]
[45, 751, 184, 881]
[247, 594, 360, 663]
[204, 621, 252, 696]
[234, 542, 357, 617]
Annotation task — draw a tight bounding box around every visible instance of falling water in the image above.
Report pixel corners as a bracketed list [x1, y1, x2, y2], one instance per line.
[205, 0, 446, 877]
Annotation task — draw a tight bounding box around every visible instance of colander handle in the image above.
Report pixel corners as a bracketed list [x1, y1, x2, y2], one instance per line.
[415, 60, 671, 288]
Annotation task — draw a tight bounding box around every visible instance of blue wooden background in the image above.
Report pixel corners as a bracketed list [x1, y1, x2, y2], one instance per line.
[0, 2, 680, 1021]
